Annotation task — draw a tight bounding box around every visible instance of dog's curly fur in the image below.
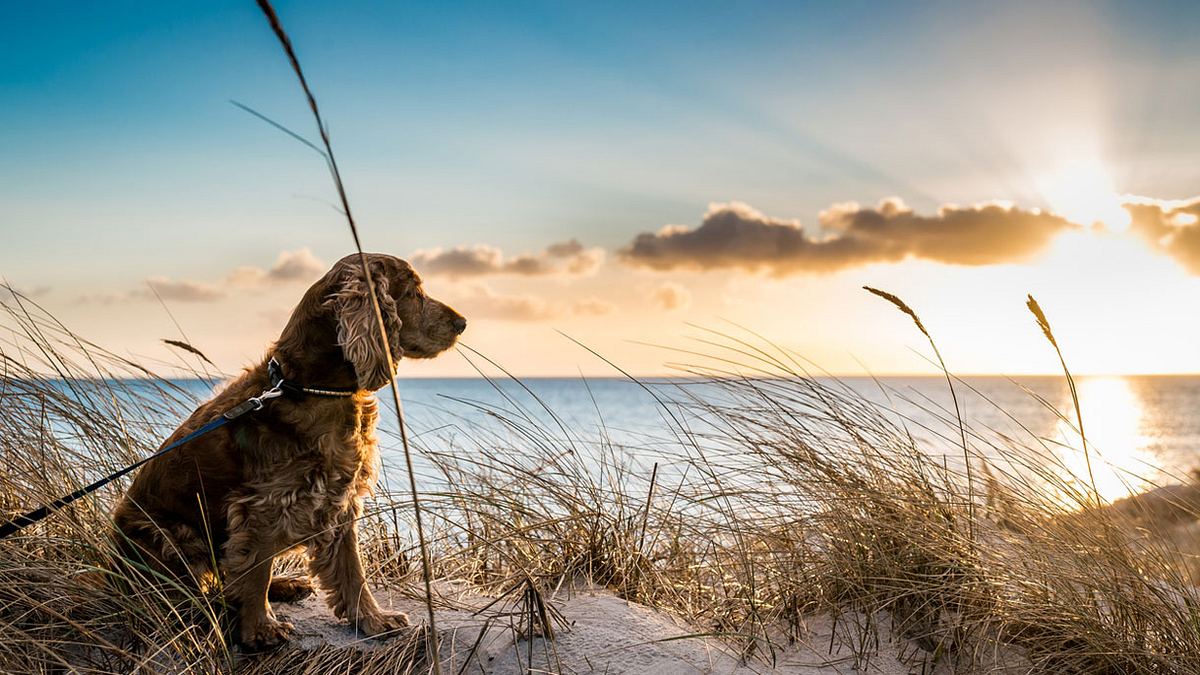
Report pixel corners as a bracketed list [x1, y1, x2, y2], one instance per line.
[112, 253, 465, 650]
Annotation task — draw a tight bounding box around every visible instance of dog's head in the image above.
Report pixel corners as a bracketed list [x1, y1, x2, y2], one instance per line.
[315, 253, 465, 390]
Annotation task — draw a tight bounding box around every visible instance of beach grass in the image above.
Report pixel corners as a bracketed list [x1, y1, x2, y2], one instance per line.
[5, 291, 1200, 673]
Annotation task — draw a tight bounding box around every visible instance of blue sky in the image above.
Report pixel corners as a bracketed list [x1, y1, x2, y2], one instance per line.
[4, 1, 1200, 376]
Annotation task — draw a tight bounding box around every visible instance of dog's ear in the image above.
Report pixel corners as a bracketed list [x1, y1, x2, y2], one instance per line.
[325, 259, 403, 390]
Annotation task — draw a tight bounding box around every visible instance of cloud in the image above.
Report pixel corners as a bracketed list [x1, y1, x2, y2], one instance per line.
[619, 200, 1077, 275]
[75, 282, 226, 305]
[73, 291, 129, 306]
[143, 277, 226, 303]
[72, 249, 326, 305]
[227, 248, 326, 286]
[1125, 196, 1200, 273]
[411, 239, 604, 278]
[0, 284, 51, 303]
[571, 298, 616, 316]
[651, 282, 691, 311]
[447, 285, 556, 321]
[444, 284, 615, 322]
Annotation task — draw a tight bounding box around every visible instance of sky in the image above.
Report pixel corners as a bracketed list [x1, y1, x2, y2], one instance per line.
[3, 0, 1200, 377]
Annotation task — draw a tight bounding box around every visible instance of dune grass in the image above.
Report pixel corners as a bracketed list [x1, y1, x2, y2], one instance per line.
[5, 289, 1200, 673]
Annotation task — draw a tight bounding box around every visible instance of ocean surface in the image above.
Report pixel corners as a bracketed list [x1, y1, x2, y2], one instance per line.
[143, 375, 1200, 502]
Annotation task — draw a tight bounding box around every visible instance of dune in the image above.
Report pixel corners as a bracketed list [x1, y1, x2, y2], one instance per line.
[262, 582, 1025, 674]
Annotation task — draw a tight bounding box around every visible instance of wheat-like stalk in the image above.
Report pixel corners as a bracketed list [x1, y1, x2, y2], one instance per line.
[1026, 293, 1098, 507]
[864, 286, 974, 538]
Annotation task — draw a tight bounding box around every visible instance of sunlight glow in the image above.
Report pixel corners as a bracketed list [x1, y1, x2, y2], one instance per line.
[1035, 159, 1130, 232]
[1055, 377, 1154, 502]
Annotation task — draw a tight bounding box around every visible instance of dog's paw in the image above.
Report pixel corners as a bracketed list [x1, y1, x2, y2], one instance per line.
[239, 618, 295, 651]
[268, 575, 315, 603]
[359, 611, 410, 638]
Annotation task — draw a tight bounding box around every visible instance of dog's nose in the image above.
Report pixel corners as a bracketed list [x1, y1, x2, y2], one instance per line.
[452, 316, 467, 335]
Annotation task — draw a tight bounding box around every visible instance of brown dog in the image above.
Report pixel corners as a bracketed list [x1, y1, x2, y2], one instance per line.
[112, 253, 465, 649]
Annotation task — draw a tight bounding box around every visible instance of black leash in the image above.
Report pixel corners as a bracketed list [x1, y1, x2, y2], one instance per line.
[0, 358, 354, 540]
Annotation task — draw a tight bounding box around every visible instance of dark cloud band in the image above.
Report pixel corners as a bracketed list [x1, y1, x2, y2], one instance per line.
[619, 200, 1077, 275]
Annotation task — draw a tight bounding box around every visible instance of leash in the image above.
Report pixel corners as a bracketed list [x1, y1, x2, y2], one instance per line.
[0, 358, 354, 540]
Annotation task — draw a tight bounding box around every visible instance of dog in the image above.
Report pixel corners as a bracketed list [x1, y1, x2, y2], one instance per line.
[112, 253, 466, 649]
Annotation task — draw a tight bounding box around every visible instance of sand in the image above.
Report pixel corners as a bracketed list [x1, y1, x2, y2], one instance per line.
[268, 581, 1019, 674]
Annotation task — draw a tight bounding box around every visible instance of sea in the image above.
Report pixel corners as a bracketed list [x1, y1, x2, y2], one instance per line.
[144, 374, 1200, 503]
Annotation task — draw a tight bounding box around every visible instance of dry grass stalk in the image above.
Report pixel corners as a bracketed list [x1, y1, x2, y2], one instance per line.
[863, 286, 975, 539]
[250, 1, 442, 669]
[1026, 294, 1099, 508]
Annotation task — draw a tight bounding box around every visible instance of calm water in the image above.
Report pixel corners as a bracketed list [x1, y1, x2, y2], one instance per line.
[125, 376, 1200, 501]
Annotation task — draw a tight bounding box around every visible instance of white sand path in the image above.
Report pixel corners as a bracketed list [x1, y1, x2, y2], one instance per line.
[269, 582, 1013, 674]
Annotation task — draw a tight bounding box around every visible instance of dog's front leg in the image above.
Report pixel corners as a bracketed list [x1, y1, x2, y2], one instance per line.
[223, 513, 293, 649]
[309, 517, 409, 637]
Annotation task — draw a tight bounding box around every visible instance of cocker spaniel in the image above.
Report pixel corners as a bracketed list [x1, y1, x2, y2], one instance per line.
[112, 253, 465, 649]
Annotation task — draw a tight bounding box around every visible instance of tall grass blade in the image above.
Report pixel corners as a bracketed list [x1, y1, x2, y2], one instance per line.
[251, 1, 441, 669]
[1026, 293, 1098, 507]
[863, 286, 975, 539]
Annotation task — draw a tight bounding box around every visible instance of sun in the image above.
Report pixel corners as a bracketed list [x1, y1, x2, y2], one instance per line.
[1034, 158, 1130, 232]
[1054, 377, 1155, 503]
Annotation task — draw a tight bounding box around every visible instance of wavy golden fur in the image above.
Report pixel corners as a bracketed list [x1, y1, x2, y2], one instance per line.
[112, 253, 466, 649]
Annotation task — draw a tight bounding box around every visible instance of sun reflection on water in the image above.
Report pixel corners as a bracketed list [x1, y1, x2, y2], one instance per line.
[1055, 377, 1157, 503]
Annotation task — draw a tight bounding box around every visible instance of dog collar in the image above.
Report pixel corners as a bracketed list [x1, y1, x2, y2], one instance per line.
[268, 357, 357, 398]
